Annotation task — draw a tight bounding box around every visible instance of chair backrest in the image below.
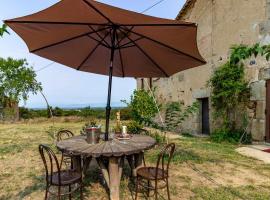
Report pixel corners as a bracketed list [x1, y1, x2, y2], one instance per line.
[155, 143, 175, 179]
[39, 144, 61, 185]
[56, 130, 74, 142]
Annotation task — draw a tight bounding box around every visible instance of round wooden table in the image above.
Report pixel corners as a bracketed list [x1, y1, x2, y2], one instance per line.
[56, 134, 156, 200]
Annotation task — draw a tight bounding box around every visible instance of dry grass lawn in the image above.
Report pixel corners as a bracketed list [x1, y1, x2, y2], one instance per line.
[0, 118, 270, 200]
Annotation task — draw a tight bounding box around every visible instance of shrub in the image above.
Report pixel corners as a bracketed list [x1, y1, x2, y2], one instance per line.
[53, 107, 63, 117]
[79, 106, 94, 118]
[119, 107, 132, 120]
[122, 89, 160, 124]
[125, 120, 143, 134]
[210, 127, 252, 144]
[19, 107, 33, 119]
[142, 130, 166, 144]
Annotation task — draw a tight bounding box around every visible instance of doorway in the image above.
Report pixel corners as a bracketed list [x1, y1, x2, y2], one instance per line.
[200, 98, 210, 135]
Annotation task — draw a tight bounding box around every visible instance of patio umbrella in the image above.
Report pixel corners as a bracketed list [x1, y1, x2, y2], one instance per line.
[4, 0, 206, 141]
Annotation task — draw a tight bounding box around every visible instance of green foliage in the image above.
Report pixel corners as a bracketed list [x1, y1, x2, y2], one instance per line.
[210, 127, 252, 144]
[52, 107, 63, 117]
[125, 120, 143, 134]
[122, 89, 159, 124]
[19, 107, 34, 119]
[209, 43, 270, 143]
[0, 24, 9, 37]
[209, 43, 270, 142]
[79, 106, 93, 118]
[18, 106, 132, 120]
[165, 101, 199, 131]
[0, 57, 42, 104]
[119, 107, 132, 120]
[143, 130, 166, 144]
[210, 43, 270, 119]
[209, 62, 249, 116]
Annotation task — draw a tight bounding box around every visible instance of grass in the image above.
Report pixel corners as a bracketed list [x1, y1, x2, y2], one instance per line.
[0, 117, 270, 199]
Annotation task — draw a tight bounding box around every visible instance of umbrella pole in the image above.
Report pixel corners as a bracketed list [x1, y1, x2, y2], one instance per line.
[105, 27, 117, 141]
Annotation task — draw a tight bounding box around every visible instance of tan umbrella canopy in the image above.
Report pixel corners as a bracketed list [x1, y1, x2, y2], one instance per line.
[5, 0, 206, 140]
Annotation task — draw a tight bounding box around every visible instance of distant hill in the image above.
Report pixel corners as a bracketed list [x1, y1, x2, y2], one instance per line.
[23, 102, 127, 110]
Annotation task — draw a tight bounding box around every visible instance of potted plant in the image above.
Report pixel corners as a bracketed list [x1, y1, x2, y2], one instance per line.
[81, 119, 101, 144]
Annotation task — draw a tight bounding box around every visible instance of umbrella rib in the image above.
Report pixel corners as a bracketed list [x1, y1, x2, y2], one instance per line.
[115, 26, 134, 47]
[82, 0, 112, 24]
[118, 28, 169, 77]
[117, 44, 136, 49]
[4, 20, 109, 26]
[4, 20, 196, 27]
[116, 32, 125, 77]
[87, 34, 110, 48]
[77, 30, 111, 70]
[31, 27, 109, 53]
[115, 23, 197, 27]
[120, 26, 206, 64]
[117, 36, 144, 49]
[88, 25, 111, 47]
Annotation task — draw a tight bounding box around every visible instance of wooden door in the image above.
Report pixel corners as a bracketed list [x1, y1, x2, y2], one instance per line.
[201, 98, 210, 135]
[266, 80, 270, 142]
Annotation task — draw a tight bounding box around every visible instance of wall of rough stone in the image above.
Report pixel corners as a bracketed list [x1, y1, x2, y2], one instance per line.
[137, 0, 270, 139]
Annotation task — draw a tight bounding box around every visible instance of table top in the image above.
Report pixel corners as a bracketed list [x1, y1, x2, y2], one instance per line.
[56, 134, 156, 157]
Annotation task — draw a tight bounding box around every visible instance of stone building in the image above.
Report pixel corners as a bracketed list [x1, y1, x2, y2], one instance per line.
[137, 0, 270, 141]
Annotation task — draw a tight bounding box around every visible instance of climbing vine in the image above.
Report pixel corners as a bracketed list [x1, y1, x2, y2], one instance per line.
[209, 43, 270, 140]
[164, 101, 199, 132]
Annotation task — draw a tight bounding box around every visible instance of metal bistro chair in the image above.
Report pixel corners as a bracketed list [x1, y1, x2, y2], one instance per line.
[39, 144, 83, 200]
[135, 143, 175, 200]
[56, 130, 74, 169]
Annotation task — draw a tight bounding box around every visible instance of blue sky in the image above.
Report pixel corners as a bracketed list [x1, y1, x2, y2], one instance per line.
[0, 0, 185, 108]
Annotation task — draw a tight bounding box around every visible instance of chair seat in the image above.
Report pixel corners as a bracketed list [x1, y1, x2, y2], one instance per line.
[51, 170, 81, 186]
[137, 167, 168, 180]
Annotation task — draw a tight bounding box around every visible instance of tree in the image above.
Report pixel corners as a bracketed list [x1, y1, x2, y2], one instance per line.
[0, 24, 9, 37]
[0, 57, 42, 120]
[122, 89, 160, 124]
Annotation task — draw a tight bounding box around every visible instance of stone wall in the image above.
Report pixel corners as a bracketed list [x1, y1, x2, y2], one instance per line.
[137, 0, 270, 140]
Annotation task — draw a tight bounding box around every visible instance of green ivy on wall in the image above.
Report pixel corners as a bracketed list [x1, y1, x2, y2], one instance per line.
[208, 43, 270, 141]
[165, 101, 199, 132]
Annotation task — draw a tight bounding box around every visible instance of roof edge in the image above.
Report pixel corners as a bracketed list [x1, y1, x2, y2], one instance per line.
[176, 0, 197, 20]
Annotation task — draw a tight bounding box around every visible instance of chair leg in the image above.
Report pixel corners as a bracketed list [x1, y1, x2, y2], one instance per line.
[60, 154, 64, 169]
[71, 157, 74, 170]
[57, 186, 61, 200]
[80, 179, 83, 200]
[147, 180, 150, 197]
[135, 176, 139, 200]
[44, 186, 48, 200]
[166, 178, 170, 200]
[154, 181, 158, 200]
[69, 185, 72, 200]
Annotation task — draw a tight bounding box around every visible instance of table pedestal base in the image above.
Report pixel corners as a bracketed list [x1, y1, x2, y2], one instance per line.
[97, 156, 124, 200]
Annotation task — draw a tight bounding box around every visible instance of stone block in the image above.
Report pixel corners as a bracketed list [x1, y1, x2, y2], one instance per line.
[250, 80, 266, 101]
[192, 88, 210, 99]
[255, 101, 266, 120]
[251, 119, 265, 141]
[259, 21, 270, 35]
[259, 67, 270, 80]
